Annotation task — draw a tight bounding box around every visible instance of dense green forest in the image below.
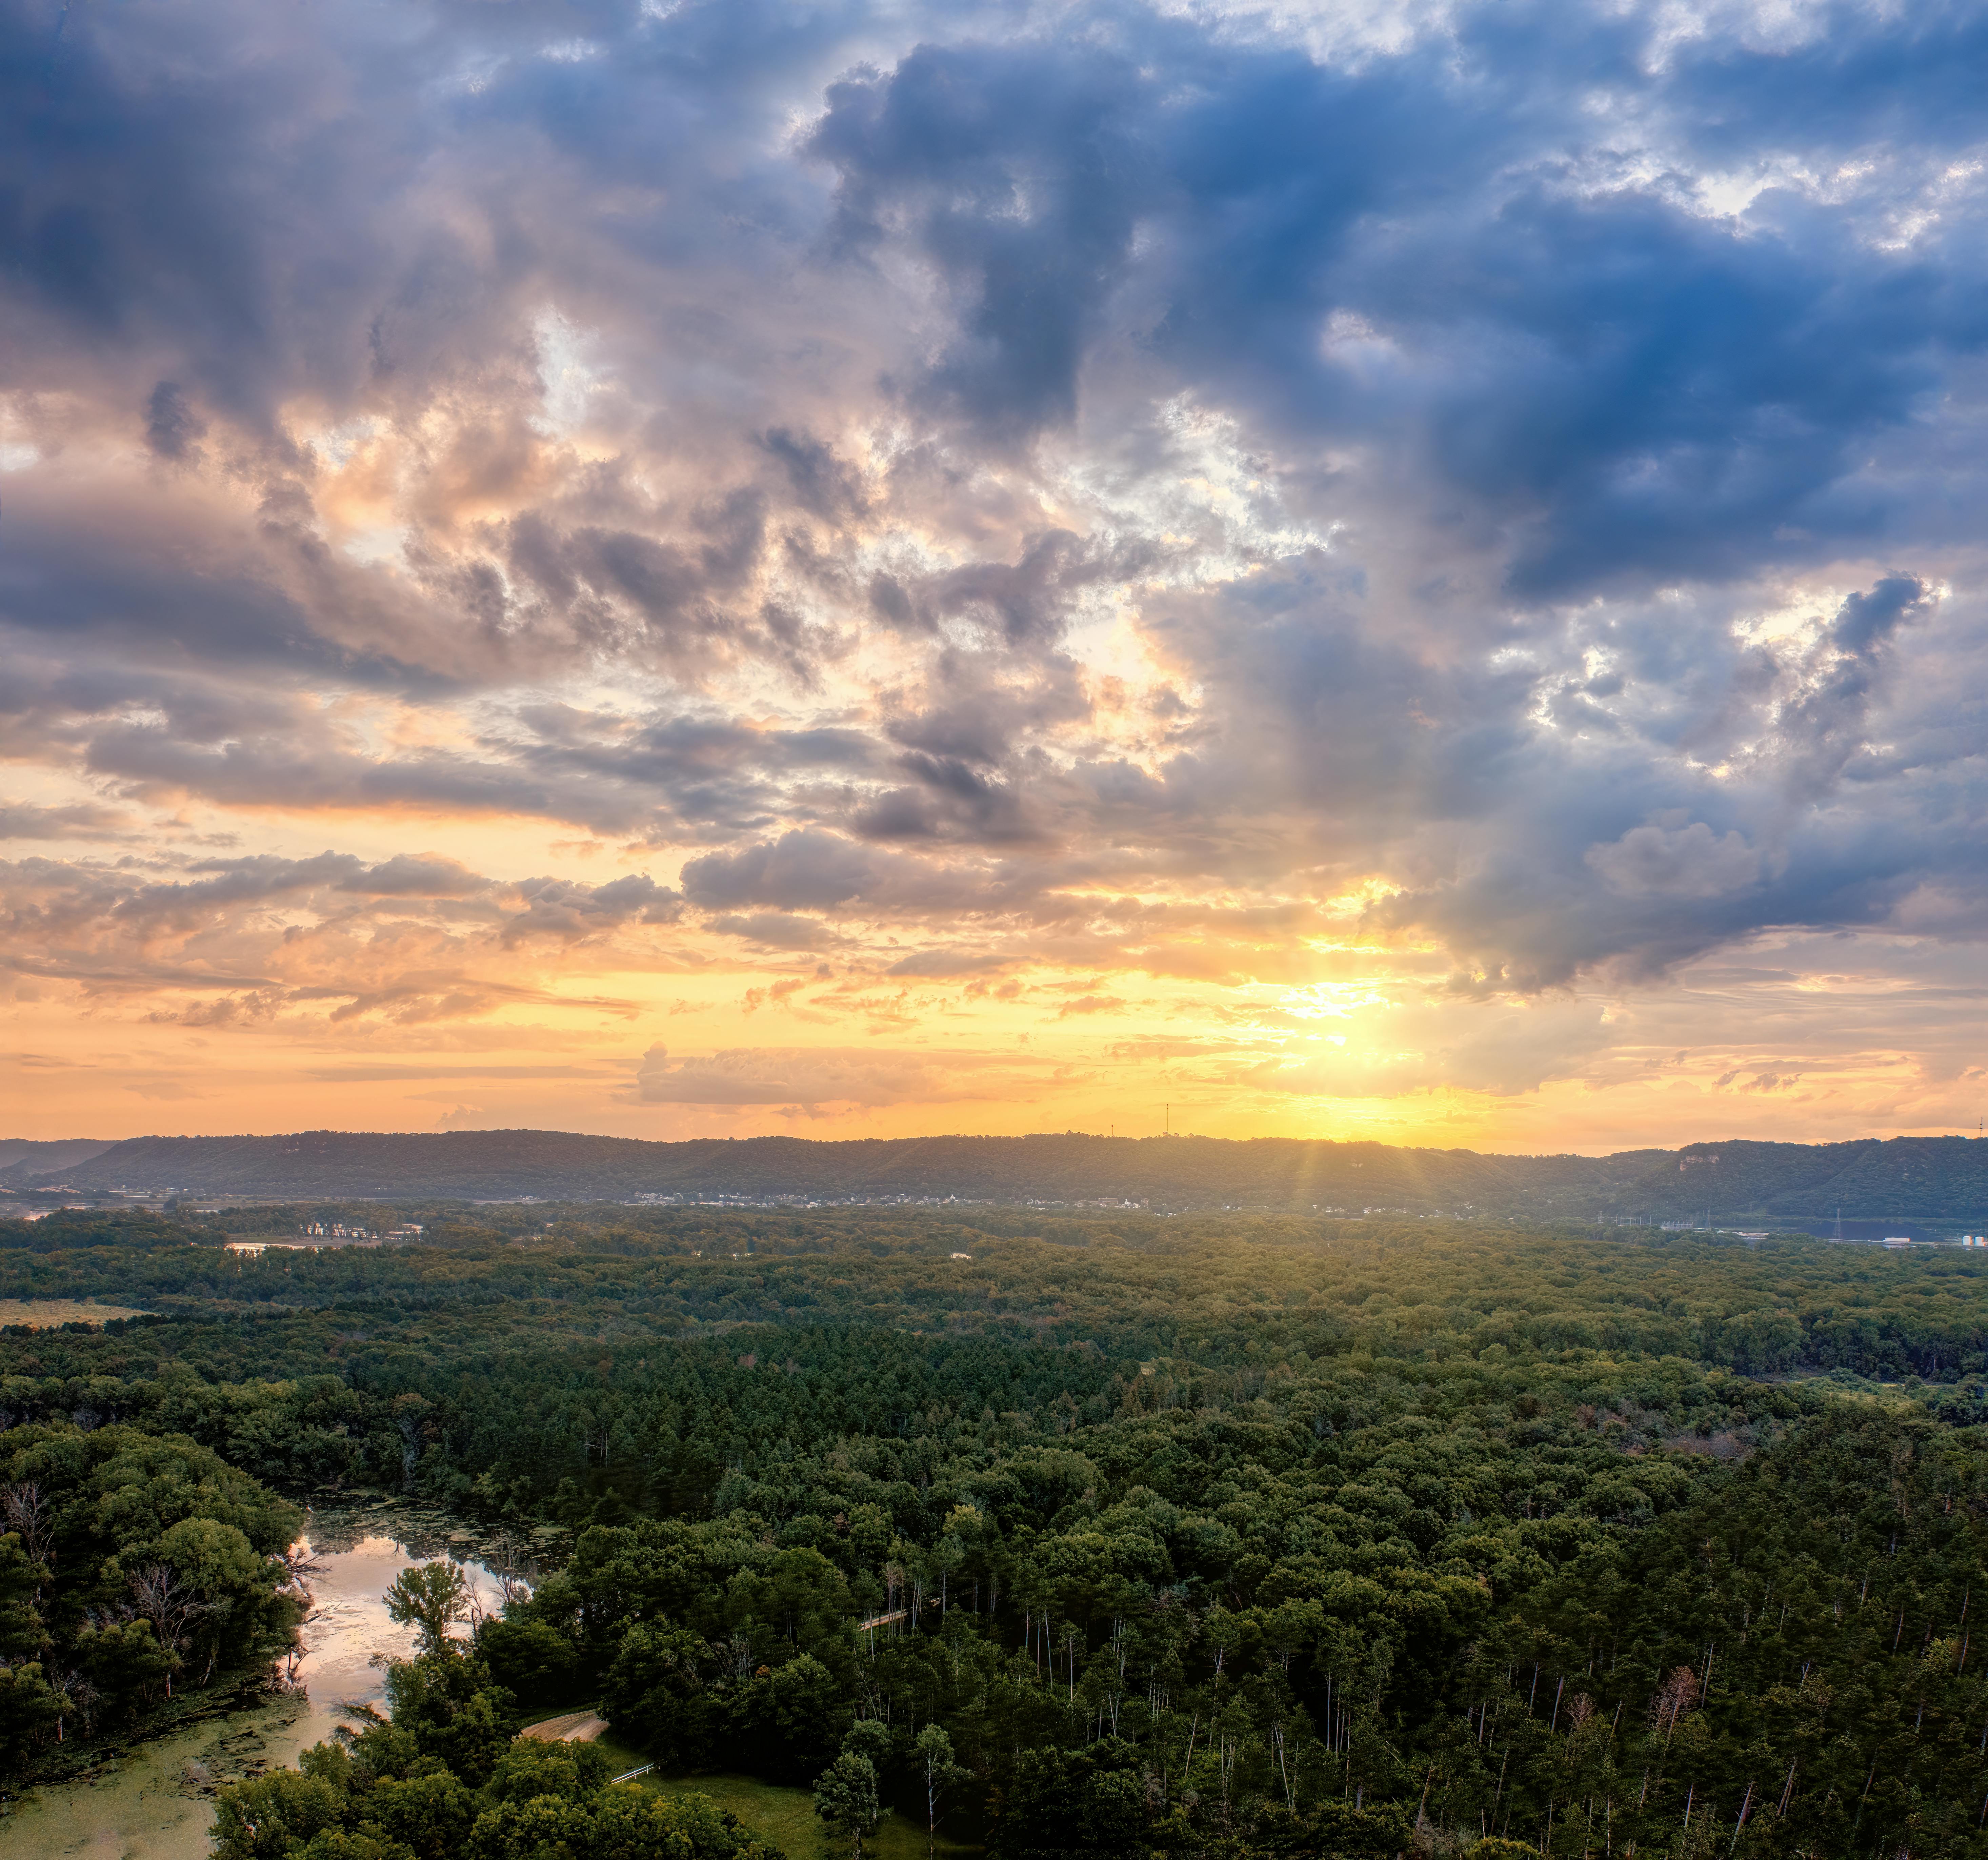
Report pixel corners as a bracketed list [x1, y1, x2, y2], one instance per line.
[0, 1417, 303, 1769]
[4, 1203, 1988, 1856]
[12, 1127, 1988, 1221]
[209, 1614, 783, 1860]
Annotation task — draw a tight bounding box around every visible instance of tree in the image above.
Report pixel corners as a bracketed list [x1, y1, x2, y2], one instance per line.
[843, 1716, 893, 1772]
[77, 1615, 174, 1713]
[465, 1792, 595, 1860]
[990, 1739, 1150, 1860]
[588, 1787, 786, 1860]
[22, 1206, 1988, 1850]
[377, 1642, 516, 1787]
[386, 1561, 471, 1655]
[154, 1513, 274, 1684]
[0, 1530, 46, 1661]
[815, 1750, 882, 1860]
[752, 1650, 845, 1781]
[210, 1766, 349, 1860]
[476, 1615, 578, 1704]
[600, 1622, 718, 1769]
[915, 1722, 970, 1854]
[362, 1768, 478, 1860]
[0, 1660, 67, 1769]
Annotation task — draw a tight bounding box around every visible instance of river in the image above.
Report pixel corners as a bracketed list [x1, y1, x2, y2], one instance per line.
[0, 1503, 548, 1860]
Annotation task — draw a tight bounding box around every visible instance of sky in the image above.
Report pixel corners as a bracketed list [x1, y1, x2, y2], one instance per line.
[5, 0, 1988, 1152]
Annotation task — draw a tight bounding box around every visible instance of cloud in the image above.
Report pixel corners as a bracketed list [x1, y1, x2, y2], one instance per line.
[634, 1042, 996, 1107]
[885, 948, 1012, 978]
[504, 872, 684, 943]
[91, 852, 494, 937]
[6, 0, 1988, 1132]
[305, 1065, 604, 1083]
[709, 911, 841, 951]
[144, 382, 206, 461]
[0, 853, 649, 1030]
[0, 803, 131, 841]
[1833, 576, 1930, 658]
[1587, 824, 1761, 901]
[350, 855, 487, 898]
[681, 831, 875, 911]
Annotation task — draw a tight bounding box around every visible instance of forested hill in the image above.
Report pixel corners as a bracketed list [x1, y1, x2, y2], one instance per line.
[0, 1136, 118, 1179]
[12, 1126, 1988, 1220]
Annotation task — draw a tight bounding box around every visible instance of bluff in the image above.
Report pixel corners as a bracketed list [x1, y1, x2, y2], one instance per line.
[8, 1128, 1988, 1222]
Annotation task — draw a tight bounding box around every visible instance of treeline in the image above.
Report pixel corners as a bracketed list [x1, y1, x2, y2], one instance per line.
[0, 1208, 227, 1254]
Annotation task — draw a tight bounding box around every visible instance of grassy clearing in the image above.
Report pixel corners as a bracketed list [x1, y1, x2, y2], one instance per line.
[0, 1297, 152, 1328]
[589, 1731, 652, 1777]
[869, 1803, 982, 1858]
[1790, 1371, 1920, 1407]
[639, 1771, 981, 1859]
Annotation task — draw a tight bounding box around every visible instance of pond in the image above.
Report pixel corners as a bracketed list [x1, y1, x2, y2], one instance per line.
[0, 1502, 547, 1860]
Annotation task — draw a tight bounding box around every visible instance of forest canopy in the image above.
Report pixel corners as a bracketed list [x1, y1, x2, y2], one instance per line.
[2, 1205, 1986, 1857]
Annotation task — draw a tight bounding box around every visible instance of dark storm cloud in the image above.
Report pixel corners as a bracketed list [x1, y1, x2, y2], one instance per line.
[4, 639, 880, 840]
[859, 753, 1040, 845]
[1119, 553, 1982, 988]
[809, 8, 1988, 593]
[759, 428, 870, 525]
[0, 0, 844, 423]
[677, 827, 1087, 925]
[1658, 4, 1988, 156]
[497, 496, 770, 650]
[809, 40, 1154, 437]
[9, 0, 1982, 597]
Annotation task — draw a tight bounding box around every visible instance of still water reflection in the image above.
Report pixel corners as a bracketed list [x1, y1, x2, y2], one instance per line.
[0, 1505, 527, 1860]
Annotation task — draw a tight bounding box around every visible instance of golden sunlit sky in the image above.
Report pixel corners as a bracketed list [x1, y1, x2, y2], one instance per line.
[6, 0, 1988, 1152]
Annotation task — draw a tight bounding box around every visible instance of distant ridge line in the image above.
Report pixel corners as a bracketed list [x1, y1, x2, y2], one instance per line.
[4, 1128, 1987, 1222]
